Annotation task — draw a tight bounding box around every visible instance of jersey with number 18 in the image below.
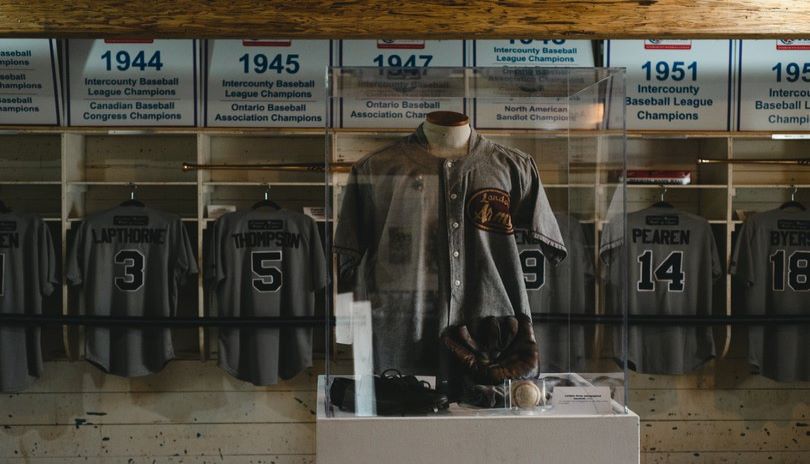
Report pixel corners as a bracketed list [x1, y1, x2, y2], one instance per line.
[66, 206, 198, 377]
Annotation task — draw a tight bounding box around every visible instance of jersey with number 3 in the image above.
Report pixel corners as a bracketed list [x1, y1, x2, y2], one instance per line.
[66, 206, 198, 377]
[731, 207, 810, 381]
[207, 209, 327, 386]
[601, 206, 721, 374]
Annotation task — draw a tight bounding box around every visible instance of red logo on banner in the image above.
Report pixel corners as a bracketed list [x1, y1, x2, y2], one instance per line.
[644, 40, 692, 50]
[103, 39, 155, 44]
[776, 39, 810, 50]
[377, 40, 426, 50]
[242, 40, 292, 47]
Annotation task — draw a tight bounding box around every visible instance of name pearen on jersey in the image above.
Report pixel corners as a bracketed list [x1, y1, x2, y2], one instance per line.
[0, 212, 58, 391]
[731, 207, 810, 382]
[66, 206, 198, 377]
[601, 206, 722, 375]
[206, 208, 327, 386]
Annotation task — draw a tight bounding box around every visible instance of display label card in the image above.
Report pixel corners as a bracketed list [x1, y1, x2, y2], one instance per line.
[204, 40, 329, 127]
[551, 386, 612, 414]
[337, 40, 466, 128]
[738, 40, 810, 131]
[473, 39, 594, 67]
[606, 40, 733, 130]
[66, 39, 198, 126]
[0, 39, 62, 125]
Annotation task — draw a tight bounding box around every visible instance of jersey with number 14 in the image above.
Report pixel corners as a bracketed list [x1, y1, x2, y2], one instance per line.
[207, 209, 327, 386]
[601, 206, 722, 374]
[66, 206, 198, 377]
[731, 207, 810, 381]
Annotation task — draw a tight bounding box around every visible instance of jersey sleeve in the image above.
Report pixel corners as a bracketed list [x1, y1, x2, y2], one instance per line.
[38, 220, 59, 297]
[730, 220, 756, 286]
[309, 218, 328, 292]
[710, 226, 723, 281]
[173, 220, 198, 285]
[65, 221, 86, 286]
[205, 217, 226, 285]
[514, 157, 567, 264]
[333, 165, 371, 291]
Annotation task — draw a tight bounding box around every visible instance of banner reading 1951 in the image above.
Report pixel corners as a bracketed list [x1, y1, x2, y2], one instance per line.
[0, 39, 61, 125]
[66, 39, 198, 126]
[606, 40, 733, 130]
[204, 40, 329, 127]
[738, 40, 810, 131]
[338, 40, 466, 128]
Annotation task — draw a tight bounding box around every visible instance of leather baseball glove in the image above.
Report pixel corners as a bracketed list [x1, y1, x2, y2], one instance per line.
[441, 313, 539, 385]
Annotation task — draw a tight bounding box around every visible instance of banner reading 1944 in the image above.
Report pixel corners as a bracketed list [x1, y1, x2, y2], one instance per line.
[66, 39, 198, 126]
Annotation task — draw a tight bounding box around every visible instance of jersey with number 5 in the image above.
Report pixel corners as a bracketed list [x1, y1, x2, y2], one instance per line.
[731, 207, 810, 381]
[66, 206, 198, 377]
[206, 208, 327, 386]
[601, 206, 722, 374]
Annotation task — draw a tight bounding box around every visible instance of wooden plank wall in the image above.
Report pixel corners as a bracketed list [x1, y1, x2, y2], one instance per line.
[1, 361, 319, 463]
[2, 1, 810, 38]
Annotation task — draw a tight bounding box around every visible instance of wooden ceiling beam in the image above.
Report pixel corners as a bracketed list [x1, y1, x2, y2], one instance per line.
[0, 1, 809, 39]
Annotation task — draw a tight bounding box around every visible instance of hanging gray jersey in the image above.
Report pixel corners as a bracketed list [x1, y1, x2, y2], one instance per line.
[66, 206, 198, 377]
[335, 125, 566, 373]
[601, 206, 721, 374]
[516, 213, 594, 373]
[207, 208, 327, 386]
[0, 212, 58, 391]
[730, 207, 810, 382]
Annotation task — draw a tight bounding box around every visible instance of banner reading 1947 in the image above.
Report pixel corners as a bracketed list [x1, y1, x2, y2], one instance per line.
[204, 39, 330, 127]
[66, 39, 198, 126]
[0, 39, 61, 125]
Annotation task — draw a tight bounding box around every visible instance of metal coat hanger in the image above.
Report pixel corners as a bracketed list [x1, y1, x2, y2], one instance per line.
[252, 183, 281, 210]
[120, 183, 145, 207]
[652, 185, 673, 208]
[780, 185, 805, 210]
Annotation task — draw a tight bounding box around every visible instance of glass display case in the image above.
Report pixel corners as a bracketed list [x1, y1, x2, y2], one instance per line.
[322, 66, 628, 419]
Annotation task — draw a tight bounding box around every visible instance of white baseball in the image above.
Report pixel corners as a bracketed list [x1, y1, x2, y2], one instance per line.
[511, 380, 541, 409]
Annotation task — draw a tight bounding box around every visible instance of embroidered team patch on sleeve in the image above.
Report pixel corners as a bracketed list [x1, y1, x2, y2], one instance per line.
[467, 188, 514, 234]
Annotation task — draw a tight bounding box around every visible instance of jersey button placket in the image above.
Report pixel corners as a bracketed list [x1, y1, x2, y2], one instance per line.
[446, 161, 463, 324]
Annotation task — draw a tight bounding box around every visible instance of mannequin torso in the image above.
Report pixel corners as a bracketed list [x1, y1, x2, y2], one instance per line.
[422, 112, 472, 159]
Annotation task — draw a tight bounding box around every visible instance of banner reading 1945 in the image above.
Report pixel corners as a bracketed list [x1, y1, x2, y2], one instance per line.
[66, 39, 198, 126]
[204, 39, 330, 127]
[0, 39, 61, 125]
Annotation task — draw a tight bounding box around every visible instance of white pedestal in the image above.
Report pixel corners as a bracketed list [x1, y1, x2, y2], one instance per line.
[316, 376, 640, 464]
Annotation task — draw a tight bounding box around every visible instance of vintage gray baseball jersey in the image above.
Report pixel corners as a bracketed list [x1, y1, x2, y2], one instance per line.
[730, 207, 810, 382]
[207, 208, 327, 386]
[66, 205, 198, 377]
[601, 206, 721, 374]
[335, 125, 566, 373]
[516, 213, 594, 373]
[0, 212, 58, 391]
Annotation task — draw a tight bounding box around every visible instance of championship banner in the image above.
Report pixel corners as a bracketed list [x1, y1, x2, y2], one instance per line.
[337, 40, 466, 128]
[606, 40, 733, 130]
[66, 39, 198, 126]
[0, 39, 62, 125]
[738, 40, 810, 131]
[204, 39, 330, 127]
